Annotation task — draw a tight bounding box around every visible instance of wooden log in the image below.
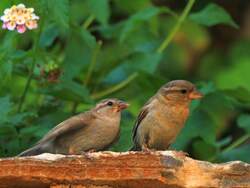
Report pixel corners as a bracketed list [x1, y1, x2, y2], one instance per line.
[0, 151, 249, 188]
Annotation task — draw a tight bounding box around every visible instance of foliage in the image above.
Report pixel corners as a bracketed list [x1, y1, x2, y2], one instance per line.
[0, 0, 249, 162]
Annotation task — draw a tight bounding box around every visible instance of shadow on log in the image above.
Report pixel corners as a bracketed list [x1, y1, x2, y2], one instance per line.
[0, 151, 249, 188]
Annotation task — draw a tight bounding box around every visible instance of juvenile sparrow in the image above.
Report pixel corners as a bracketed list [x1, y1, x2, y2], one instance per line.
[19, 99, 129, 156]
[131, 80, 203, 151]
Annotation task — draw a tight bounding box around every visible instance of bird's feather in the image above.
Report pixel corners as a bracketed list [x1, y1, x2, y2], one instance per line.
[37, 111, 94, 145]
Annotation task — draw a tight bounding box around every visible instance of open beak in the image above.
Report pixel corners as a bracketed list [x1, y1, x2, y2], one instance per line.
[188, 90, 203, 100]
[117, 101, 129, 111]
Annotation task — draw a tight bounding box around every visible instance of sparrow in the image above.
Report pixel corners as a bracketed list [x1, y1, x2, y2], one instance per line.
[19, 99, 129, 156]
[130, 80, 203, 151]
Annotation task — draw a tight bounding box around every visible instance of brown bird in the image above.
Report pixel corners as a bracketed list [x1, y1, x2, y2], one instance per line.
[19, 99, 129, 156]
[131, 80, 203, 151]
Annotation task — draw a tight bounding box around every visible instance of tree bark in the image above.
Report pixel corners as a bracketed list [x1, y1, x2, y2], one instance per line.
[0, 151, 249, 188]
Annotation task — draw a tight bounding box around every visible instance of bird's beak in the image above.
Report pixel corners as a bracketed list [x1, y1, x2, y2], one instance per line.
[188, 90, 203, 99]
[117, 101, 129, 111]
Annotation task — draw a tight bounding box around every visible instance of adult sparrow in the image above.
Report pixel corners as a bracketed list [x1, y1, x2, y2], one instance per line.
[131, 80, 203, 151]
[19, 99, 129, 156]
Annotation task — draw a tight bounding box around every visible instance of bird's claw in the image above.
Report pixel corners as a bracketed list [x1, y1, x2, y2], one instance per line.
[80, 150, 96, 160]
[142, 145, 155, 154]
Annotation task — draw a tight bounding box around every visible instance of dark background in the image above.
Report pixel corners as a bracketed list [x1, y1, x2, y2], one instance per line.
[0, 0, 249, 162]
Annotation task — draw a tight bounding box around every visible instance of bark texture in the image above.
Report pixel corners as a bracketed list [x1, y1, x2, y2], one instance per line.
[0, 151, 249, 188]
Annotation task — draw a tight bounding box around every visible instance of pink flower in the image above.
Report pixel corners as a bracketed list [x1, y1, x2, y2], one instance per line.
[1, 4, 39, 33]
[6, 21, 16, 30]
[16, 24, 26, 33]
[26, 20, 37, 29]
[2, 22, 7, 29]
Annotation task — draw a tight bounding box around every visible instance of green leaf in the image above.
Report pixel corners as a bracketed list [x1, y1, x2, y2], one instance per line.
[0, 125, 17, 136]
[112, 0, 152, 14]
[189, 3, 238, 28]
[86, 0, 110, 25]
[63, 29, 94, 80]
[237, 114, 250, 134]
[173, 110, 216, 150]
[120, 6, 164, 42]
[42, 80, 92, 103]
[0, 60, 12, 85]
[0, 96, 12, 123]
[217, 144, 250, 163]
[39, 24, 60, 48]
[110, 118, 134, 151]
[104, 52, 161, 84]
[5, 139, 20, 156]
[19, 126, 47, 139]
[215, 60, 250, 91]
[222, 88, 250, 103]
[124, 52, 162, 74]
[192, 139, 218, 160]
[216, 136, 232, 148]
[79, 28, 97, 49]
[8, 112, 36, 126]
[0, 32, 16, 52]
[47, 0, 69, 28]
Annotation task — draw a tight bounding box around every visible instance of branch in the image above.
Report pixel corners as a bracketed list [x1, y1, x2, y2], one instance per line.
[1, 151, 249, 188]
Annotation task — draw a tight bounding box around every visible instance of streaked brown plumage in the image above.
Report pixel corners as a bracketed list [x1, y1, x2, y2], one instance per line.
[19, 99, 129, 156]
[131, 80, 203, 151]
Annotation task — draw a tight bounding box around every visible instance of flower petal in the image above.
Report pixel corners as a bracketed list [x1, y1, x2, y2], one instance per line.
[6, 21, 16, 30]
[26, 20, 37, 29]
[16, 16, 25, 25]
[27, 8, 34, 13]
[3, 8, 10, 15]
[16, 24, 26, 33]
[17, 4, 26, 9]
[2, 22, 7, 29]
[0, 15, 9, 22]
[31, 13, 39, 20]
[10, 5, 17, 11]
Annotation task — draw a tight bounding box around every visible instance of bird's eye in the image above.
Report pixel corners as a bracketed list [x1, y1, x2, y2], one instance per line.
[107, 101, 113, 106]
[180, 89, 187, 94]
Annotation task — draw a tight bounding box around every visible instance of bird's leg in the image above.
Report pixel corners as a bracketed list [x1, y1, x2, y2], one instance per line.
[87, 149, 96, 153]
[68, 147, 76, 155]
[142, 144, 155, 153]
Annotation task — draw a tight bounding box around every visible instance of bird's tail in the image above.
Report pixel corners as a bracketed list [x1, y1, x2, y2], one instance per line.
[18, 145, 44, 157]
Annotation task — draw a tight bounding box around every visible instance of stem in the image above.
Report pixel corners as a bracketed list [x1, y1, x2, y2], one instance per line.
[83, 15, 95, 29]
[71, 41, 102, 114]
[71, 15, 96, 114]
[17, 28, 42, 112]
[17, 62, 35, 112]
[209, 134, 250, 162]
[91, 72, 138, 100]
[222, 134, 250, 153]
[156, 0, 196, 53]
[84, 41, 102, 86]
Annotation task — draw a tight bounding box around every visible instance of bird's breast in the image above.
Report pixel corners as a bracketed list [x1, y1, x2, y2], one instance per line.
[150, 105, 190, 145]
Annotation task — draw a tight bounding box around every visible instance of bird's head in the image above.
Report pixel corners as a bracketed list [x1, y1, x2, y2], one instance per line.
[94, 98, 129, 117]
[158, 80, 203, 104]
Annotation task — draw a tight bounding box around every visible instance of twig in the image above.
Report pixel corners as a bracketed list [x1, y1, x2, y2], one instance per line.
[91, 73, 138, 100]
[71, 41, 102, 113]
[156, 0, 196, 53]
[17, 22, 43, 112]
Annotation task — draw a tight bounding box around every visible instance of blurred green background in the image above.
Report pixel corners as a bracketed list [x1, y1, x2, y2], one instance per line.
[0, 0, 249, 163]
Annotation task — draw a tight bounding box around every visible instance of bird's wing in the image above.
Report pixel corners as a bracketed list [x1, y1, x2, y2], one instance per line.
[132, 95, 156, 143]
[132, 104, 150, 142]
[37, 111, 94, 144]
